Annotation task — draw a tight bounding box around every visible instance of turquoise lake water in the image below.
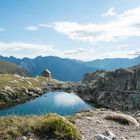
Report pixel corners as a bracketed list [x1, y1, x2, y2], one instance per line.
[0, 92, 93, 116]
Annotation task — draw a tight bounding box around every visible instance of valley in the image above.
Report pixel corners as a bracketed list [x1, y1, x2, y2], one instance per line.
[0, 62, 140, 139]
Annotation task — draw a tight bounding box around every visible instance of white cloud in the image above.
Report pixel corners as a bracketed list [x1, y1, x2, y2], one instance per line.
[102, 49, 140, 59]
[0, 42, 139, 61]
[63, 48, 86, 55]
[0, 42, 95, 60]
[117, 44, 129, 49]
[0, 42, 55, 58]
[25, 26, 39, 31]
[25, 24, 51, 31]
[38, 23, 51, 28]
[0, 28, 5, 32]
[52, 6, 140, 43]
[127, 49, 140, 56]
[62, 47, 95, 60]
[103, 7, 117, 17]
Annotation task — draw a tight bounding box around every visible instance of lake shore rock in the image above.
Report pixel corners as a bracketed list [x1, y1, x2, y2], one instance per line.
[0, 74, 77, 109]
[76, 64, 140, 113]
[0, 86, 43, 108]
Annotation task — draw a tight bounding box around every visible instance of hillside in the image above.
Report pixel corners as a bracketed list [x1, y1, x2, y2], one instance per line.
[0, 61, 28, 76]
[0, 56, 98, 81]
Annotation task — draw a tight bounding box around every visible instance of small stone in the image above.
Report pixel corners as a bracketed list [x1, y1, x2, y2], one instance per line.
[94, 134, 112, 140]
[106, 130, 116, 139]
[120, 137, 127, 140]
[17, 136, 27, 140]
[96, 120, 101, 124]
[28, 138, 34, 140]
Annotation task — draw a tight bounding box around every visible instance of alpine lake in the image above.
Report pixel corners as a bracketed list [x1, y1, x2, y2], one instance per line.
[0, 92, 93, 116]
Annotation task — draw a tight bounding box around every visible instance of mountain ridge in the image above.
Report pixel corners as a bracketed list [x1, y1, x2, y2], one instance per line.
[86, 55, 140, 70]
[0, 55, 140, 81]
[0, 55, 98, 81]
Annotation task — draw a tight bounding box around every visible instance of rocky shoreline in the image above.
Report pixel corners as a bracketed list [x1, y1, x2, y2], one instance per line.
[0, 74, 77, 109]
[0, 86, 44, 109]
[75, 65, 140, 113]
[76, 85, 140, 113]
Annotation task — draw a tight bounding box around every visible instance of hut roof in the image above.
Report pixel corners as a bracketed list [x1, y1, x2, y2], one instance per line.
[42, 69, 51, 74]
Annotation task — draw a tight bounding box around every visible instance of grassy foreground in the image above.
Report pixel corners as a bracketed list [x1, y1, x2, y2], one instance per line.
[0, 114, 81, 140]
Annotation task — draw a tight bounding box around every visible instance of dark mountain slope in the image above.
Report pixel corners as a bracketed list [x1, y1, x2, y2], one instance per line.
[0, 61, 28, 76]
[1, 55, 140, 81]
[21, 56, 99, 81]
[0, 56, 98, 81]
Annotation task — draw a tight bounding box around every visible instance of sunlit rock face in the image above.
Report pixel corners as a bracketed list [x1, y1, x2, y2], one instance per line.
[77, 64, 140, 112]
[82, 65, 140, 91]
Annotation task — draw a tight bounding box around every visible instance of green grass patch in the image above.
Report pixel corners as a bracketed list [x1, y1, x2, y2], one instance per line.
[0, 114, 81, 140]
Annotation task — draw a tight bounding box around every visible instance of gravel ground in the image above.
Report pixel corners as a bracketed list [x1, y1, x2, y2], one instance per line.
[74, 109, 140, 140]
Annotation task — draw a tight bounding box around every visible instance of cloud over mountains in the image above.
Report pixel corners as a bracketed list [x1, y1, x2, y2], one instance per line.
[0, 5, 140, 60]
[52, 6, 140, 43]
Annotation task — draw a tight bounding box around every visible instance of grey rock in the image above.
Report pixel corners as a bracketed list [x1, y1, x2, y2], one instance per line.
[77, 64, 140, 112]
[94, 130, 116, 140]
[28, 138, 34, 140]
[94, 134, 112, 140]
[106, 130, 116, 139]
[17, 136, 27, 140]
[120, 137, 127, 140]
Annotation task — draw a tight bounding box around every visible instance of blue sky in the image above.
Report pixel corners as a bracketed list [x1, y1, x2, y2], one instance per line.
[0, 0, 140, 60]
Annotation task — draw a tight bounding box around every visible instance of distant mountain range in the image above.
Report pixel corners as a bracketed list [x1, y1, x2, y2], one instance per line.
[86, 55, 140, 70]
[0, 56, 97, 81]
[0, 55, 140, 81]
[0, 61, 28, 76]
